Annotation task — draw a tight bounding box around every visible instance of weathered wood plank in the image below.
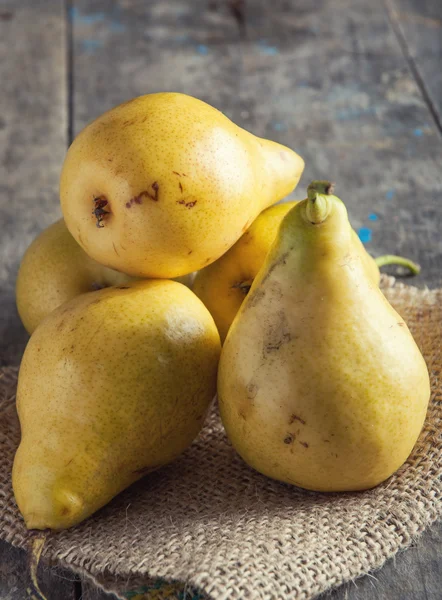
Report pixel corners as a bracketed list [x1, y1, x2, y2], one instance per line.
[0, 539, 77, 600]
[0, 0, 75, 598]
[389, 0, 442, 126]
[0, 0, 68, 366]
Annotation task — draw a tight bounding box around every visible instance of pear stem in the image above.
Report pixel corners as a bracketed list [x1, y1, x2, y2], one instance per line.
[305, 180, 334, 224]
[374, 254, 421, 275]
[307, 180, 335, 199]
[29, 532, 49, 600]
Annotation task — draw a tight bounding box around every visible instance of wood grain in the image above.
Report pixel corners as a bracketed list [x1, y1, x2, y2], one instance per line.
[0, 1, 73, 598]
[0, 0, 67, 366]
[389, 0, 442, 126]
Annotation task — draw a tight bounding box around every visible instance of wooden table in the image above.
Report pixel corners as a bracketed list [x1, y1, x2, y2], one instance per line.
[1, 0, 441, 597]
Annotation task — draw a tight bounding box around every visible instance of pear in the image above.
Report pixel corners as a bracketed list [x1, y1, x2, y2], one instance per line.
[16, 219, 194, 334]
[193, 202, 298, 341]
[13, 280, 220, 530]
[60, 93, 304, 279]
[218, 181, 430, 492]
[193, 195, 418, 342]
[16, 219, 132, 334]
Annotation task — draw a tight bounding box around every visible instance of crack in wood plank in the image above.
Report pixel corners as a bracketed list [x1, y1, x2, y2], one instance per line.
[383, 0, 442, 136]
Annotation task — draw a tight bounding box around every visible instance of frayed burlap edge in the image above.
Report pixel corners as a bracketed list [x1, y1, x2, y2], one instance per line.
[0, 275, 441, 600]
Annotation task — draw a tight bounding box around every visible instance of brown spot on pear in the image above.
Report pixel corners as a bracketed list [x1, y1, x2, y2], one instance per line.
[60, 93, 304, 279]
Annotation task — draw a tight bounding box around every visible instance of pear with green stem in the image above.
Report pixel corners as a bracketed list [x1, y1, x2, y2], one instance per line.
[193, 198, 420, 343]
[218, 181, 430, 492]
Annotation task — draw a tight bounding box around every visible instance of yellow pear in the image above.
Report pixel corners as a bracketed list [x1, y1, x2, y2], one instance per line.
[13, 280, 220, 530]
[193, 202, 297, 341]
[218, 181, 430, 492]
[16, 219, 193, 334]
[193, 195, 418, 342]
[60, 93, 304, 278]
[16, 219, 132, 334]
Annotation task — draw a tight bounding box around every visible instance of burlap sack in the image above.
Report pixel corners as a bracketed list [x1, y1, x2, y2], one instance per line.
[0, 276, 441, 600]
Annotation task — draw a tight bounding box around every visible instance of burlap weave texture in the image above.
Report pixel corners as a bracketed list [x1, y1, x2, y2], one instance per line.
[0, 277, 441, 600]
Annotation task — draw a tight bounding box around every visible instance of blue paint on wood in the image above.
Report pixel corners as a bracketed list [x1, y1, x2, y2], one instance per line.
[413, 127, 424, 136]
[385, 189, 395, 200]
[336, 106, 376, 121]
[110, 21, 126, 33]
[258, 40, 279, 55]
[368, 213, 378, 221]
[81, 39, 103, 53]
[70, 4, 124, 32]
[196, 44, 209, 55]
[175, 33, 190, 42]
[358, 227, 372, 243]
[70, 7, 105, 25]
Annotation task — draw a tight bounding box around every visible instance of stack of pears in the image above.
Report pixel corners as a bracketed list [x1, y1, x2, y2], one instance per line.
[13, 93, 303, 530]
[13, 93, 429, 535]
